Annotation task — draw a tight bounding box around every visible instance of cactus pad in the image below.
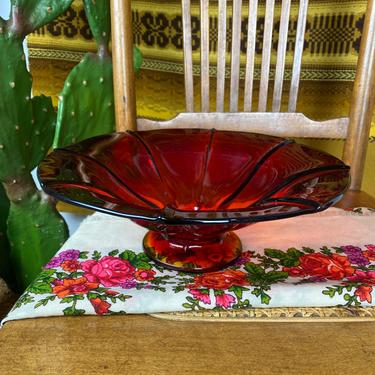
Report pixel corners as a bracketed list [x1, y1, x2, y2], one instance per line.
[83, 0, 111, 48]
[0, 0, 72, 290]
[9, 0, 73, 36]
[7, 192, 68, 290]
[54, 0, 143, 148]
[0, 185, 12, 286]
[54, 52, 114, 148]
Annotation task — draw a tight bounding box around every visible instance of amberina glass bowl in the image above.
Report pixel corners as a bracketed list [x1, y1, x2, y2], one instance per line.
[38, 129, 350, 272]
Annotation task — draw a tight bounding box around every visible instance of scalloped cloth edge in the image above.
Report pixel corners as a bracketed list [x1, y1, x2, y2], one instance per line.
[150, 307, 375, 322]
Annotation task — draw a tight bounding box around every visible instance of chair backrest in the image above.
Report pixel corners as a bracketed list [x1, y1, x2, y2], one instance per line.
[182, 0, 308, 114]
[110, 0, 375, 191]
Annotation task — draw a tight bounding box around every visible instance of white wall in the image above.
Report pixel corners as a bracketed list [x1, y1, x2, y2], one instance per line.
[0, 1, 10, 19]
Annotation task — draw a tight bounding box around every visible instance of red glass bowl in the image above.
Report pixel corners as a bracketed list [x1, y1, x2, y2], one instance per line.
[38, 129, 350, 272]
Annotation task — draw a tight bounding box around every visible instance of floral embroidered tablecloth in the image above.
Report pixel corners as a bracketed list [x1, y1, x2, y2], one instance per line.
[2, 207, 375, 324]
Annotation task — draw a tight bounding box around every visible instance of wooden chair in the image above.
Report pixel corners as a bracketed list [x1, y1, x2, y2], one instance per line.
[1, 2, 375, 374]
[111, 0, 375, 209]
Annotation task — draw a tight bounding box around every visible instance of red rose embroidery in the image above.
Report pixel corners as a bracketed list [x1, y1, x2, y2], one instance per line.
[284, 253, 355, 280]
[354, 285, 373, 303]
[135, 269, 156, 281]
[90, 298, 111, 315]
[82, 256, 135, 287]
[52, 277, 98, 298]
[190, 269, 250, 290]
[364, 245, 375, 261]
[61, 260, 81, 273]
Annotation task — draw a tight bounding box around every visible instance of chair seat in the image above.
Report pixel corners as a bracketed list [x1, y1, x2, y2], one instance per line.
[0, 315, 374, 374]
[334, 190, 375, 209]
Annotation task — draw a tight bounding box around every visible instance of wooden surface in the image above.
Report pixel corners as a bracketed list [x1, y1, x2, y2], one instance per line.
[0, 316, 374, 375]
[110, 0, 136, 131]
[137, 111, 349, 138]
[343, 0, 375, 190]
[229, 0, 242, 112]
[0, 190, 374, 374]
[288, 0, 309, 112]
[272, 0, 291, 112]
[216, 0, 227, 111]
[200, 0, 210, 112]
[258, 0, 275, 112]
[243, 0, 258, 111]
[182, 0, 194, 112]
[335, 190, 375, 210]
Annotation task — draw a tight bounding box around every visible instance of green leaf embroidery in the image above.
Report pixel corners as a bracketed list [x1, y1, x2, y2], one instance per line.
[117, 295, 131, 302]
[34, 295, 56, 308]
[87, 292, 100, 300]
[27, 282, 52, 294]
[134, 260, 152, 270]
[263, 271, 289, 283]
[63, 306, 85, 316]
[36, 269, 56, 280]
[302, 247, 315, 254]
[228, 285, 249, 300]
[60, 296, 74, 304]
[108, 250, 119, 257]
[119, 250, 137, 263]
[92, 250, 102, 261]
[244, 262, 264, 277]
[322, 288, 336, 298]
[79, 251, 89, 259]
[260, 292, 271, 305]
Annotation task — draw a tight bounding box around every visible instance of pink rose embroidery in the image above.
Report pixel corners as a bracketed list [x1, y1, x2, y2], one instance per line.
[215, 293, 235, 308]
[82, 256, 135, 287]
[189, 289, 211, 304]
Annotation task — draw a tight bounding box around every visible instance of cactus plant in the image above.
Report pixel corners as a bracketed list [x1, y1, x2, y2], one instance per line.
[0, 0, 72, 290]
[0, 185, 12, 286]
[54, 0, 143, 148]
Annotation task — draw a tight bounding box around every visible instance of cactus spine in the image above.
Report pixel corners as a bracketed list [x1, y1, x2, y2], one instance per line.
[0, 0, 73, 290]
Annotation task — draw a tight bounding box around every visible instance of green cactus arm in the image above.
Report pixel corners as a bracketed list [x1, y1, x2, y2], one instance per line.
[54, 0, 143, 148]
[84, 0, 111, 50]
[53, 53, 114, 148]
[7, 190, 68, 290]
[29, 95, 57, 169]
[0, 35, 33, 180]
[0, 185, 13, 286]
[9, 0, 73, 36]
[0, 35, 55, 180]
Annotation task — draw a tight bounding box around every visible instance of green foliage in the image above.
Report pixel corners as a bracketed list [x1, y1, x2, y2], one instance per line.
[7, 193, 68, 291]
